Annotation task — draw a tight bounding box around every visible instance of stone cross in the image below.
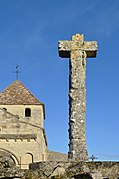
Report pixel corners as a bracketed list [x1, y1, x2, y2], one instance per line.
[58, 34, 97, 161]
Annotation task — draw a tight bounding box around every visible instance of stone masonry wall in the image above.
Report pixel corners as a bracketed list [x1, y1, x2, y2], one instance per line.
[0, 161, 118, 179]
[0, 106, 47, 169]
[29, 161, 119, 179]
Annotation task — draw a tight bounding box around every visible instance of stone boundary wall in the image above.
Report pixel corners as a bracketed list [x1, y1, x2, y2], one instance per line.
[47, 150, 67, 161]
[29, 161, 119, 179]
[0, 161, 119, 178]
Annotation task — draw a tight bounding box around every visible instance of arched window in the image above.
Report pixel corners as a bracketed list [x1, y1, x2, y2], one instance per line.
[21, 153, 33, 169]
[25, 108, 31, 117]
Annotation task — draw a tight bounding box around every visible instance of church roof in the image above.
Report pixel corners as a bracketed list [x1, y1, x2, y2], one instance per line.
[0, 80, 43, 105]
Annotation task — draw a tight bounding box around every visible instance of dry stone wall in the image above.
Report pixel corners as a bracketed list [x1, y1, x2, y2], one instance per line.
[0, 161, 118, 179]
[29, 161, 119, 179]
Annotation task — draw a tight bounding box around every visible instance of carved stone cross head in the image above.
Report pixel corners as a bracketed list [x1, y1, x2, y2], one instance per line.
[59, 34, 97, 59]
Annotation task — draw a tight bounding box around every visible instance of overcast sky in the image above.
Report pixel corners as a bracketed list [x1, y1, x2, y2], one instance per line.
[0, 0, 119, 161]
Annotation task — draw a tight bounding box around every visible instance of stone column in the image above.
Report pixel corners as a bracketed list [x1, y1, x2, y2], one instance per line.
[68, 49, 88, 161]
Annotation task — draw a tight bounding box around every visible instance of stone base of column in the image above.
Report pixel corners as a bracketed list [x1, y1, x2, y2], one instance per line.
[68, 150, 88, 162]
[68, 138, 88, 161]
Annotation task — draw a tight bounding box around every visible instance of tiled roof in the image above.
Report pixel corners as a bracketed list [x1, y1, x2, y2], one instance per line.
[0, 80, 42, 105]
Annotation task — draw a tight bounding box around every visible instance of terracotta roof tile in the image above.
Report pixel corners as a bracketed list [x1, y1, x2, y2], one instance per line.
[0, 80, 42, 105]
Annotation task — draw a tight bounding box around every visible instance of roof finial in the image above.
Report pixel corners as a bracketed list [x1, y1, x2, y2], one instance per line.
[13, 65, 21, 80]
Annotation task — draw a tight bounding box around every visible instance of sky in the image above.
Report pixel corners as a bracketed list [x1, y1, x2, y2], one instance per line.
[0, 0, 119, 161]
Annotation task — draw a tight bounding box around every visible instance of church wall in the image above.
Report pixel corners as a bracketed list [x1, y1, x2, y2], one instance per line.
[0, 105, 47, 169]
[0, 104, 44, 127]
[0, 139, 42, 169]
[0, 105, 45, 137]
[39, 131, 47, 161]
[0, 132, 47, 169]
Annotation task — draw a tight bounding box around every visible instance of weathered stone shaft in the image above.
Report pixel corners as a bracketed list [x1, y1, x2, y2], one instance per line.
[68, 50, 88, 161]
[58, 34, 97, 161]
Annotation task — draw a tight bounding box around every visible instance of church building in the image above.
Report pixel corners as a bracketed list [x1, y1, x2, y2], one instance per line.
[0, 80, 47, 169]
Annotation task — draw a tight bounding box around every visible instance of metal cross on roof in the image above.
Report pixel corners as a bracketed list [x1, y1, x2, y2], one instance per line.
[89, 154, 98, 161]
[13, 65, 21, 80]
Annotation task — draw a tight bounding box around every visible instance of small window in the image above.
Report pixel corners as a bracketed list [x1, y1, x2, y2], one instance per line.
[25, 108, 31, 117]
